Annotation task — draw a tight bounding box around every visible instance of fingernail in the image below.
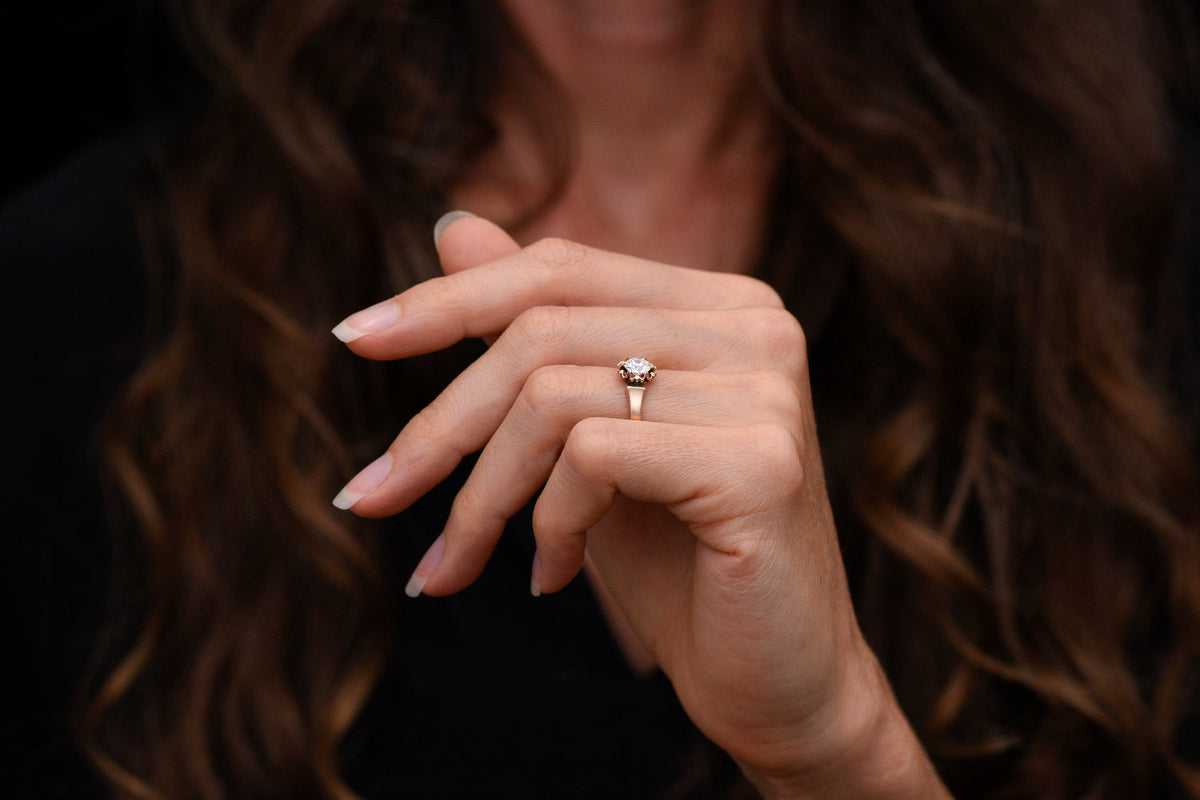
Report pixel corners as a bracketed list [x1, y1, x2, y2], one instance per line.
[530, 551, 543, 598]
[405, 534, 446, 598]
[332, 452, 393, 510]
[434, 210, 475, 246]
[332, 300, 399, 343]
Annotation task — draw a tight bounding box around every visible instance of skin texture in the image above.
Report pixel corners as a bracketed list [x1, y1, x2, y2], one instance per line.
[332, 215, 953, 798]
[330, 3, 952, 795]
[452, 0, 780, 275]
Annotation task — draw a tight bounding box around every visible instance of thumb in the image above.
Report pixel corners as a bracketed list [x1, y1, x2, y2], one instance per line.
[434, 210, 522, 275]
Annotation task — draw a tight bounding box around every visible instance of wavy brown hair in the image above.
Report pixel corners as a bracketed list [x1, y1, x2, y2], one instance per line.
[88, 0, 1200, 798]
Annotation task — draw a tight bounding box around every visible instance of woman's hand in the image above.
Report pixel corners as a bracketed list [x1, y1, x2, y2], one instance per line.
[332, 214, 950, 799]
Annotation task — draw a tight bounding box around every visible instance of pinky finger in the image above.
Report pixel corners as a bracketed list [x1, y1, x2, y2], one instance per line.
[529, 417, 801, 594]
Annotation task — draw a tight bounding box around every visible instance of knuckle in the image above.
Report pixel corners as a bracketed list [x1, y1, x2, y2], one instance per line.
[403, 406, 441, 441]
[562, 417, 618, 472]
[430, 273, 472, 312]
[447, 479, 484, 525]
[522, 365, 579, 413]
[526, 237, 591, 273]
[397, 274, 464, 321]
[764, 308, 808, 351]
[747, 370, 805, 419]
[746, 308, 809, 377]
[731, 275, 786, 309]
[507, 305, 573, 352]
[745, 422, 806, 492]
[401, 405, 462, 457]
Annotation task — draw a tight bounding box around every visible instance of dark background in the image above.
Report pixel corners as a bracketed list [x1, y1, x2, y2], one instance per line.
[0, 0, 185, 204]
[3, 1, 1200, 208]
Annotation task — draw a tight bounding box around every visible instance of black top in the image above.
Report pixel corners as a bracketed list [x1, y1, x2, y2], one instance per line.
[4, 122, 1199, 799]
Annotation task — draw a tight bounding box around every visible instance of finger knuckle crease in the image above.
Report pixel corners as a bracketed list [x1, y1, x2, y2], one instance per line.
[509, 305, 572, 352]
[524, 366, 575, 410]
[564, 418, 617, 470]
[736, 276, 786, 309]
[404, 407, 441, 444]
[528, 237, 590, 273]
[752, 424, 805, 484]
[757, 311, 808, 375]
[749, 371, 801, 413]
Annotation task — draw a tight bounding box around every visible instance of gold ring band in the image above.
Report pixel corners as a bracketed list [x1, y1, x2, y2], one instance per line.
[626, 385, 646, 421]
[617, 357, 656, 421]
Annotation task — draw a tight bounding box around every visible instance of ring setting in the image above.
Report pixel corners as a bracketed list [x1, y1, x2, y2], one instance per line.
[618, 356, 656, 385]
[618, 357, 656, 420]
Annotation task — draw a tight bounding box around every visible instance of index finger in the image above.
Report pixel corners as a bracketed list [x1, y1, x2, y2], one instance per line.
[334, 236, 785, 361]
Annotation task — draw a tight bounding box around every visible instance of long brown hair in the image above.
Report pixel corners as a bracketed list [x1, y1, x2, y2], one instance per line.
[88, 1, 1200, 797]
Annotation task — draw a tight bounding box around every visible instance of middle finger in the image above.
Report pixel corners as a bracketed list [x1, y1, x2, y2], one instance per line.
[344, 303, 806, 519]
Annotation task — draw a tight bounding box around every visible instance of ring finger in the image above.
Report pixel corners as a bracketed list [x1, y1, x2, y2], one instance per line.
[420, 366, 804, 595]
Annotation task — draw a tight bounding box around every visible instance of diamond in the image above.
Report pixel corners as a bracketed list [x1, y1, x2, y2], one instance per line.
[619, 357, 656, 385]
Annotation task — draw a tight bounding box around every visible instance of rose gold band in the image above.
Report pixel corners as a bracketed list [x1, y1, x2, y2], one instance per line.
[618, 356, 656, 421]
[626, 385, 646, 421]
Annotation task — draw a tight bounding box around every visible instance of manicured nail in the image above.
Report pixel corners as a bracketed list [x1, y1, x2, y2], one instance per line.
[434, 210, 475, 246]
[530, 551, 543, 598]
[332, 299, 399, 343]
[331, 452, 393, 510]
[405, 534, 446, 598]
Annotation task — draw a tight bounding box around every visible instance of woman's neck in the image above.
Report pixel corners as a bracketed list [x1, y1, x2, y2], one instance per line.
[455, 0, 780, 274]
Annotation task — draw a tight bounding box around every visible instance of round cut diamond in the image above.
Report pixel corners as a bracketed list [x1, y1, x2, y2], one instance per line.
[623, 357, 652, 375]
[619, 357, 656, 384]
